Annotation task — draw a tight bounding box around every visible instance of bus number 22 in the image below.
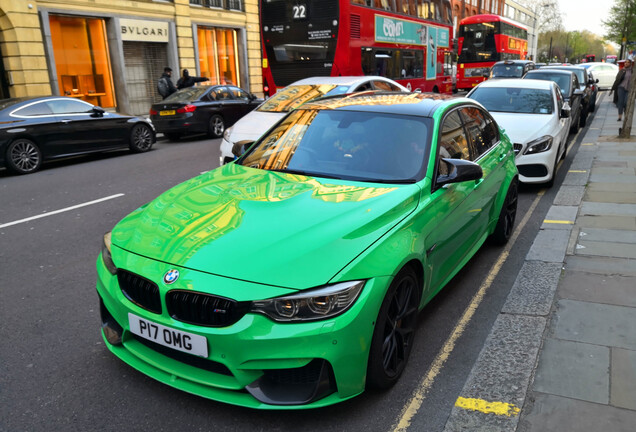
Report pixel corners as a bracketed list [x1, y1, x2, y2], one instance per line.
[293, 4, 306, 19]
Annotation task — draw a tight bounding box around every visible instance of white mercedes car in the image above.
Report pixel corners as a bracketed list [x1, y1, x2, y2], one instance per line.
[219, 76, 409, 165]
[468, 79, 571, 186]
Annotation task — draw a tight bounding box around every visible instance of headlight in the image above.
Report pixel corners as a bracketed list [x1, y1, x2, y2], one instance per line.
[251, 280, 365, 322]
[223, 126, 233, 143]
[524, 136, 553, 155]
[101, 231, 117, 275]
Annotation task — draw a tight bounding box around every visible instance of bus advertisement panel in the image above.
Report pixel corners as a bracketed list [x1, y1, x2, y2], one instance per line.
[456, 14, 528, 92]
[260, 0, 454, 96]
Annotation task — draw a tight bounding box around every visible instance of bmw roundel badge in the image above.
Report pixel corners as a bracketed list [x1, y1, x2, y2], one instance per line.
[163, 269, 179, 284]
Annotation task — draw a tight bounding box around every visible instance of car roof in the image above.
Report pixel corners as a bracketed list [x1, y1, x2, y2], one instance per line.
[543, 65, 585, 70]
[526, 69, 574, 76]
[493, 60, 535, 65]
[298, 92, 465, 117]
[289, 76, 401, 86]
[476, 78, 554, 90]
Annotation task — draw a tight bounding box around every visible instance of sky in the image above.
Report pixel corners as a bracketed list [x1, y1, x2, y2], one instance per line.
[556, 0, 614, 37]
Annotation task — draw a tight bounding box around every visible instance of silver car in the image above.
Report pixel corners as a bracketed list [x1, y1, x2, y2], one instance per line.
[580, 63, 619, 90]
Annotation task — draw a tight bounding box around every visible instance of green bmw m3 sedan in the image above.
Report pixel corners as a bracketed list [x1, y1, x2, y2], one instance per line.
[96, 92, 518, 409]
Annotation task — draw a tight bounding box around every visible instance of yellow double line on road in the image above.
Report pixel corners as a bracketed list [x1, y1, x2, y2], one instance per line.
[392, 189, 545, 432]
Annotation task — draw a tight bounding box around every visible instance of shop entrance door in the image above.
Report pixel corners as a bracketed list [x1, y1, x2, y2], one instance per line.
[123, 42, 167, 115]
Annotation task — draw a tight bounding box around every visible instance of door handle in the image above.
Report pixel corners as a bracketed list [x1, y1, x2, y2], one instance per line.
[61, 119, 72, 124]
[498, 151, 508, 161]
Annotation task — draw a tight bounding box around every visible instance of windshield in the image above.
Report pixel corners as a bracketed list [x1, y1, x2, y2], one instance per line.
[470, 87, 553, 114]
[550, 68, 585, 86]
[164, 87, 209, 102]
[525, 72, 571, 95]
[238, 109, 431, 183]
[458, 22, 498, 63]
[491, 63, 525, 78]
[256, 84, 348, 113]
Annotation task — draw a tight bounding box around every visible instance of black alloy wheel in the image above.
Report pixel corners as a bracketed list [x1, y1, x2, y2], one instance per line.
[6, 138, 42, 174]
[208, 114, 225, 138]
[130, 124, 153, 152]
[490, 179, 518, 244]
[367, 266, 420, 389]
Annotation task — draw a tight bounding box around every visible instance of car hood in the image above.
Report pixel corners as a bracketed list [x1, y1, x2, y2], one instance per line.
[490, 112, 558, 144]
[111, 163, 420, 289]
[228, 110, 286, 142]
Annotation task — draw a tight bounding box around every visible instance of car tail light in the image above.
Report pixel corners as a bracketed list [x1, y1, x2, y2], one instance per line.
[177, 104, 196, 114]
[149, 109, 158, 115]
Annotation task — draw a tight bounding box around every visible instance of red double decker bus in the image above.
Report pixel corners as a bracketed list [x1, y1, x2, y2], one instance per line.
[260, 0, 454, 96]
[456, 14, 528, 92]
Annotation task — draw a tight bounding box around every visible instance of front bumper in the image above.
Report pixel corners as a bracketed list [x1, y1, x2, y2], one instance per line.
[96, 252, 389, 409]
[516, 150, 559, 184]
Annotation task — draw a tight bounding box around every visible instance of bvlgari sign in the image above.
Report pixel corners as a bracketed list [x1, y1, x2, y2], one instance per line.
[120, 18, 169, 43]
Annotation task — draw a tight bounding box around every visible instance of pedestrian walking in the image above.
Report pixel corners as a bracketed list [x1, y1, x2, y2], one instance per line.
[610, 59, 633, 121]
[157, 67, 177, 100]
[176, 69, 209, 89]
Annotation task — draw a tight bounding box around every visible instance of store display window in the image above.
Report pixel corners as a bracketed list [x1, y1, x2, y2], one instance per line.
[49, 15, 115, 108]
[197, 27, 241, 87]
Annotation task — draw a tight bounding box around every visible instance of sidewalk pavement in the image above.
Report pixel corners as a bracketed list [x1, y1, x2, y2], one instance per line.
[443, 92, 636, 432]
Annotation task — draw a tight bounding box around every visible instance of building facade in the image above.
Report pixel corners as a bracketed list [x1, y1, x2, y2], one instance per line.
[0, 0, 262, 115]
[503, 1, 537, 60]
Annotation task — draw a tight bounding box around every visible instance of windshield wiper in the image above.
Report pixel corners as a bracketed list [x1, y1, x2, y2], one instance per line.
[268, 168, 344, 180]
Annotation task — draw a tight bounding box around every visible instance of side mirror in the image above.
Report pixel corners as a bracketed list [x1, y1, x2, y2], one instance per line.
[436, 158, 483, 188]
[232, 139, 255, 158]
[249, 93, 257, 101]
[561, 103, 571, 119]
[595, 79, 599, 83]
[91, 106, 105, 117]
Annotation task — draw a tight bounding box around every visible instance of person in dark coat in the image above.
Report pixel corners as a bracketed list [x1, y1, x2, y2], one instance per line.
[610, 59, 633, 121]
[176, 69, 209, 89]
[157, 67, 177, 99]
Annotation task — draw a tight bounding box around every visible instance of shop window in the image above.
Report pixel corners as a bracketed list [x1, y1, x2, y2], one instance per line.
[49, 15, 115, 108]
[198, 27, 241, 87]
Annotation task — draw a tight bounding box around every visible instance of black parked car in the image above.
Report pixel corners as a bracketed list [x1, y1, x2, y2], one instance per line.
[542, 65, 598, 116]
[150, 85, 263, 141]
[524, 69, 584, 133]
[0, 96, 155, 175]
[489, 60, 536, 79]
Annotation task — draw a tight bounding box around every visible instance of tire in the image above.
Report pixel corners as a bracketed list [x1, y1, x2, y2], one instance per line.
[5, 138, 42, 174]
[367, 266, 420, 390]
[208, 114, 225, 138]
[164, 132, 180, 141]
[129, 124, 153, 153]
[490, 179, 518, 244]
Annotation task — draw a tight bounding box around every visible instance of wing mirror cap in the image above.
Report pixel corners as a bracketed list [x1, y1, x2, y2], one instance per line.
[561, 103, 571, 118]
[437, 158, 483, 188]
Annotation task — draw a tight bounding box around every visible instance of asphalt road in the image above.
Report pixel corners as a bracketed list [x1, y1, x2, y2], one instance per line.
[0, 124, 588, 431]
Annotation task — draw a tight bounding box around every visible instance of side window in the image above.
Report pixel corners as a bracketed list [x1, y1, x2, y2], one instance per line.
[440, 110, 471, 163]
[572, 74, 579, 90]
[213, 86, 231, 100]
[47, 99, 93, 114]
[229, 86, 249, 100]
[372, 80, 395, 91]
[12, 102, 53, 117]
[460, 107, 490, 158]
[461, 107, 499, 157]
[555, 84, 564, 110]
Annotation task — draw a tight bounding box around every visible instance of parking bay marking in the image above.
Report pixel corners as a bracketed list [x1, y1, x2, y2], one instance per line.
[0, 193, 125, 229]
[455, 396, 520, 417]
[391, 189, 545, 432]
